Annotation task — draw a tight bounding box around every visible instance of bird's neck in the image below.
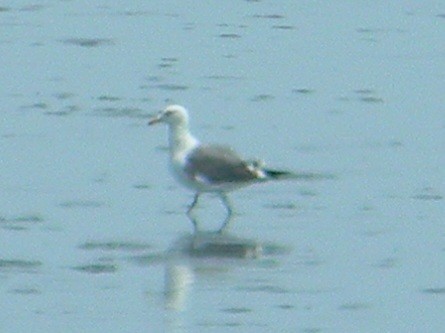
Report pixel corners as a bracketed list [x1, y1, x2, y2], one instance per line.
[168, 123, 198, 156]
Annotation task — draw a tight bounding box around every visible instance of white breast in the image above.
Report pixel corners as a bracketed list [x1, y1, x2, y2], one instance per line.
[169, 144, 201, 191]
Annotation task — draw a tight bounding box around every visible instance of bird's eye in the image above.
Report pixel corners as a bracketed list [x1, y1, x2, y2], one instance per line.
[164, 110, 173, 117]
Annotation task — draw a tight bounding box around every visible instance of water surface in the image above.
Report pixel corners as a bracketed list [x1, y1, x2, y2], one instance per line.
[1, 1, 444, 332]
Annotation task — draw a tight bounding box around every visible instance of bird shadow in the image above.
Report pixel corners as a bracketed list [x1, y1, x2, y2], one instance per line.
[171, 228, 263, 259]
[160, 224, 292, 311]
[161, 229, 290, 311]
[129, 214, 291, 312]
[180, 212, 262, 258]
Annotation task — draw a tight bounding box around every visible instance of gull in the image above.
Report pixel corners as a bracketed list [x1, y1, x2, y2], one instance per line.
[148, 104, 294, 229]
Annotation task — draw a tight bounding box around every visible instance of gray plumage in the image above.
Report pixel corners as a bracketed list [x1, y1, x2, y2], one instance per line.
[184, 145, 259, 184]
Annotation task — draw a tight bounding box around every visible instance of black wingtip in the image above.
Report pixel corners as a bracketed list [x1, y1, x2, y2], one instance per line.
[263, 169, 295, 179]
[264, 169, 337, 181]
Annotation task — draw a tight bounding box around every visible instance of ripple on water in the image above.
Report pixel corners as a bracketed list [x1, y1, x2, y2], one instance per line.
[60, 38, 114, 48]
[421, 287, 445, 295]
[97, 95, 122, 102]
[272, 25, 296, 30]
[219, 33, 242, 39]
[276, 304, 295, 310]
[263, 202, 299, 210]
[337, 89, 385, 104]
[53, 92, 76, 100]
[251, 94, 275, 102]
[10, 287, 41, 295]
[359, 96, 384, 104]
[92, 106, 147, 119]
[412, 187, 443, 201]
[354, 89, 384, 104]
[373, 257, 398, 269]
[221, 307, 252, 314]
[203, 75, 245, 81]
[132, 184, 152, 190]
[158, 57, 178, 69]
[237, 284, 290, 294]
[338, 302, 372, 311]
[19, 4, 46, 12]
[116, 10, 152, 17]
[154, 83, 189, 91]
[20, 102, 49, 110]
[292, 88, 315, 95]
[1, 214, 43, 223]
[196, 321, 266, 329]
[0, 259, 42, 273]
[45, 105, 80, 117]
[79, 240, 152, 252]
[72, 263, 118, 274]
[0, 214, 44, 231]
[58, 200, 104, 208]
[129, 253, 166, 266]
[252, 14, 285, 20]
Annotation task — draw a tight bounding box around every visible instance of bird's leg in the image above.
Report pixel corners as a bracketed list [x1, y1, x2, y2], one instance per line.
[220, 193, 233, 217]
[187, 193, 200, 232]
[187, 193, 200, 215]
[187, 214, 199, 233]
[218, 193, 233, 233]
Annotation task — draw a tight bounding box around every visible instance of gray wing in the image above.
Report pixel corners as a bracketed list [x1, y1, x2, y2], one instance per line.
[184, 145, 258, 184]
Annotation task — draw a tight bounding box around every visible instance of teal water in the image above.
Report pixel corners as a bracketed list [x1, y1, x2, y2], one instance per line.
[1, 1, 444, 332]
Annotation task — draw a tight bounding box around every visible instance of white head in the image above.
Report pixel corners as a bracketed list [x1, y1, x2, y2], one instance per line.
[148, 105, 189, 127]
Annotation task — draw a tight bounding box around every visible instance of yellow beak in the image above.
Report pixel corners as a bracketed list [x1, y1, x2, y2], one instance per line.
[148, 115, 162, 126]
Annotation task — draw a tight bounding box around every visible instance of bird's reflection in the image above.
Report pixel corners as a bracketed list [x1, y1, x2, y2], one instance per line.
[164, 264, 194, 311]
[162, 215, 266, 315]
[168, 223, 263, 260]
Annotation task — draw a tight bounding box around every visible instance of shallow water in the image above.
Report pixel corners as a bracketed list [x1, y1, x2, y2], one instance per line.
[1, 1, 444, 332]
